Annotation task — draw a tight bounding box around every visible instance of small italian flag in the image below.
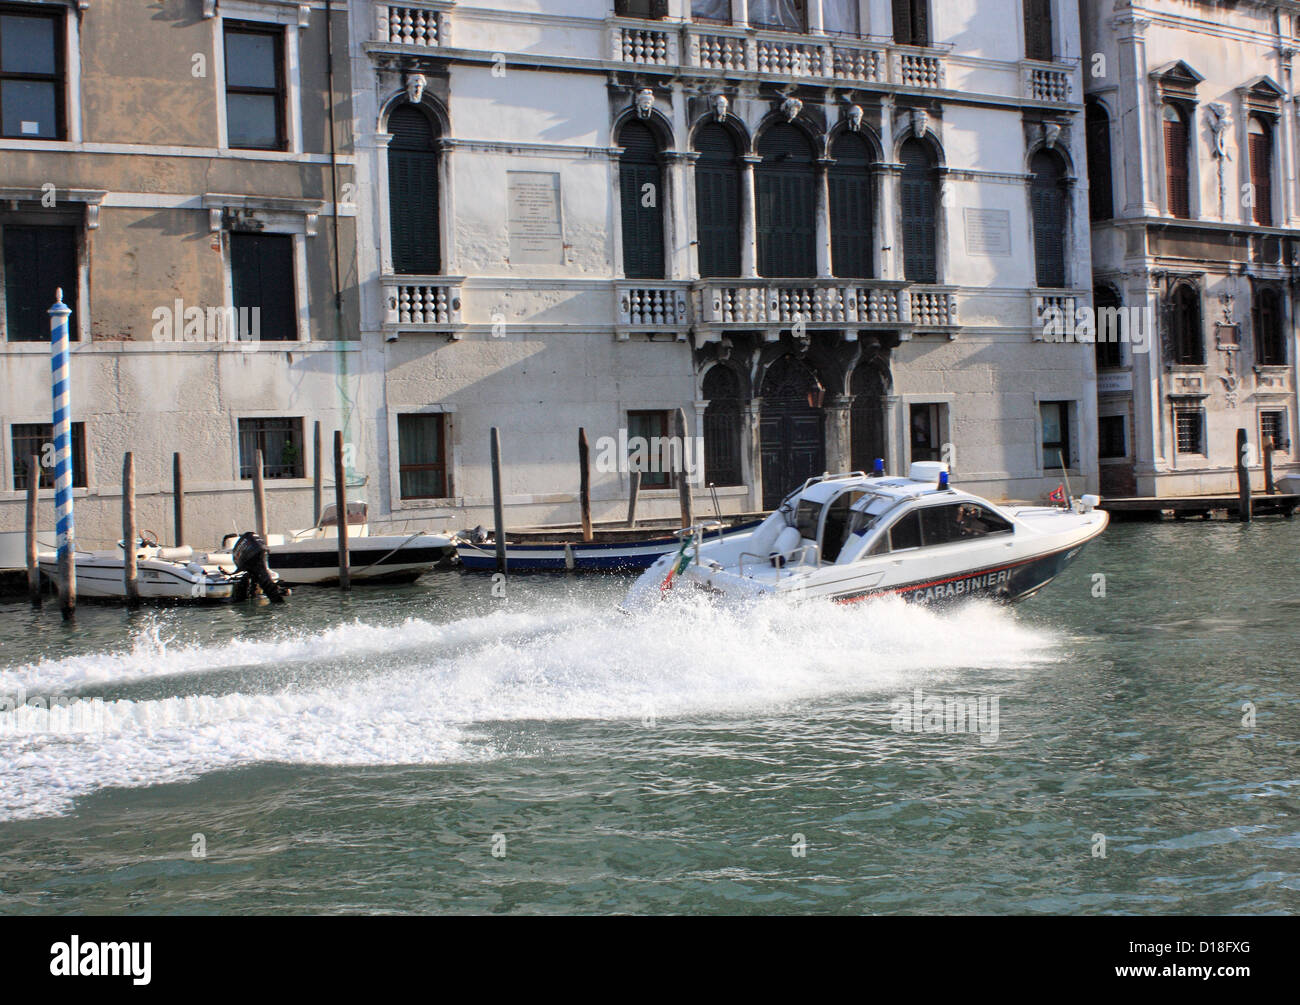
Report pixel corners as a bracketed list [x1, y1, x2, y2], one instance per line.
[659, 535, 694, 595]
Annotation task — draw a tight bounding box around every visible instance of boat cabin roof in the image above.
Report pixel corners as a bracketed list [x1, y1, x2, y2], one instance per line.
[795, 473, 974, 509]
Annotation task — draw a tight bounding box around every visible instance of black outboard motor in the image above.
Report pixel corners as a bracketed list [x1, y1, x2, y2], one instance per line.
[231, 531, 287, 603]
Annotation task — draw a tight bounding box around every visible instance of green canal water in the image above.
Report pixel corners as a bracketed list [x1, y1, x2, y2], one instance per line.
[0, 521, 1296, 914]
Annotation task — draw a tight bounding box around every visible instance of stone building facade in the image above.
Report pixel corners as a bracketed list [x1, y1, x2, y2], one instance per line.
[0, 0, 356, 550]
[348, 0, 1099, 535]
[1083, 0, 1300, 496]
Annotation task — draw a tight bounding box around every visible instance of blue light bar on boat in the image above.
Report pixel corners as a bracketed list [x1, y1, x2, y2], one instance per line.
[938, 471, 949, 489]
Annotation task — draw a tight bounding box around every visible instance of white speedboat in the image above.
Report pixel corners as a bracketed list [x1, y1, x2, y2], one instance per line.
[623, 463, 1108, 609]
[38, 543, 247, 602]
[218, 503, 457, 586]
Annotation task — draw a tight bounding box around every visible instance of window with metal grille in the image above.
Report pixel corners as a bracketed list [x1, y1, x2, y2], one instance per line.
[1023, 0, 1053, 61]
[231, 233, 297, 341]
[703, 366, 743, 487]
[238, 417, 305, 479]
[1098, 415, 1126, 459]
[1253, 286, 1285, 366]
[694, 124, 742, 278]
[1170, 284, 1203, 365]
[388, 105, 441, 275]
[1031, 150, 1067, 288]
[900, 138, 938, 284]
[224, 22, 285, 151]
[1094, 286, 1122, 369]
[3, 225, 78, 341]
[1260, 410, 1288, 453]
[628, 410, 671, 488]
[11, 422, 85, 489]
[757, 124, 817, 278]
[1041, 401, 1072, 469]
[398, 413, 448, 499]
[892, 0, 929, 46]
[1162, 103, 1190, 219]
[829, 131, 874, 279]
[1086, 100, 1113, 221]
[1248, 116, 1274, 226]
[0, 6, 64, 139]
[619, 120, 665, 280]
[1174, 409, 1204, 454]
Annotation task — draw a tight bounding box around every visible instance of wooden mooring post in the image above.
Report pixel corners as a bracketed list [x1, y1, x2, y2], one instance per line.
[252, 448, 268, 539]
[334, 430, 351, 590]
[313, 420, 323, 524]
[1264, 435, 1276, 495]
[1236, 428, 1253, 523]
[25, 455, 40, 607]
[578, 427, 593, 543]
[490, 427, 507, 575]
[626, 470, 641, 528]
[673, 407, 693, 529]
[122, 452, 140, 607]
[172, 452, 185, 547]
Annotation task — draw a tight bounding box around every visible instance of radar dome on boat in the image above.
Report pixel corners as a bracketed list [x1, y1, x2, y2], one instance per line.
[908, 461, 949, 483]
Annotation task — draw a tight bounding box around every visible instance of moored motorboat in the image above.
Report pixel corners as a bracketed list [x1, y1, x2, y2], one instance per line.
[38, 543, 247, 602]
[623, 463, 1108, 609]
[218, 503, 457, 586]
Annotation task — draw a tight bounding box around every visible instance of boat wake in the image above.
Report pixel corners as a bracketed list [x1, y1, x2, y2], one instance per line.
[0, 594, 1059, 820]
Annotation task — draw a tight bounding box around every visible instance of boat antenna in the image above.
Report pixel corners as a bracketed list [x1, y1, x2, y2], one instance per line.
[1059, 456, 1073, 507]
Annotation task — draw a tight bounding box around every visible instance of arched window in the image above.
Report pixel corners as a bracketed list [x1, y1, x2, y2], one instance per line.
[1254, 286, 1285, 366]
[900, 138, 938, 283]
[829, 132, 874, 279]
[1248, 116, 1274, 226]
[694, 123, 741, 278]
[388, 105, 441, 274]
[1094, 286, 1122, 370]
[618, 121, 665, 280]
[1170, 284, 1203, 365]
[1162, 103, 1191, 219]
[1030, 150, 1067, 288]
[1086, 100, 1113, 221]
[703, 365, 743, 486]
[1023, 0, 1053, 61]
[756, 123, 816, 278]
[892, 0, 928, 46]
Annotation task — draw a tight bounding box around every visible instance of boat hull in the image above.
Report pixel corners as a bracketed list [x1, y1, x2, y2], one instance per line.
[267, 538, 456, 585]
[37, 556, 239, 601]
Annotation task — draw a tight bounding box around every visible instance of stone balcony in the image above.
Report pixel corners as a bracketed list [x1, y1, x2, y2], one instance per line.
[690, 278, 916, 343]
[1022, 61, 1072, 103]
[614, 282, 690, 339]
[372, 2, 448, 49]
[381, 276, 464, 339]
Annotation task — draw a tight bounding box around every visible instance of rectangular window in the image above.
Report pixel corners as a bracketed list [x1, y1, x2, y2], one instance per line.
[892, 0, 929, 46]
[1260, 410, 1288, 453]
[0, 7, 64, 139]
[909, 403, 944, 463]
[691, 0, 732, 23]
[1174, 408, 1204, 454]
[628, 409, 671, 489]
[3, 224, 78, 341]
[238, 417, 304, 479]
[398, 413, 448, 499]
[616, 0, 668, 17]
[11, 422, 85, 489]
[1041, 401, 1072, 469]
[230, 232, 297, 341]
[224, 22, 285, 150]
[1098, 414, 1126, 459]
[749, 0, 806, 32]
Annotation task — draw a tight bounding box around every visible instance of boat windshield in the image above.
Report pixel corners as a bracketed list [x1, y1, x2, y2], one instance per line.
[794, 499, 823, 539]
[847, 494, 896, 537]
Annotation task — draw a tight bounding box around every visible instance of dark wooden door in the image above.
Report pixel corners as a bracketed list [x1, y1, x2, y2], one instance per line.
[2, 225, 77, 341]
[231, 233, 296, 340]
[1249, 125, 1273, 226]
[850, 362, 886, 472]
[695, 124, 741, 278]
[900, 139, 937, 283]
[388, 105, 441, 274]
[1031, 151, 1066, 288]
[1023, 0, 1053, 61]
[760, 356, 825, 509]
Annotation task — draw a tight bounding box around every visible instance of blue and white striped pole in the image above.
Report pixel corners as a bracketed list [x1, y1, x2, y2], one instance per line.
[50, 288, 75, 616]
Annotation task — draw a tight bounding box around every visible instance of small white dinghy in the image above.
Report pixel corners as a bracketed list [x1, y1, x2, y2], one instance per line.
[38, 541, 245, 602]
[218, 503, 457, 586]
[624, 463, 1108, 609]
